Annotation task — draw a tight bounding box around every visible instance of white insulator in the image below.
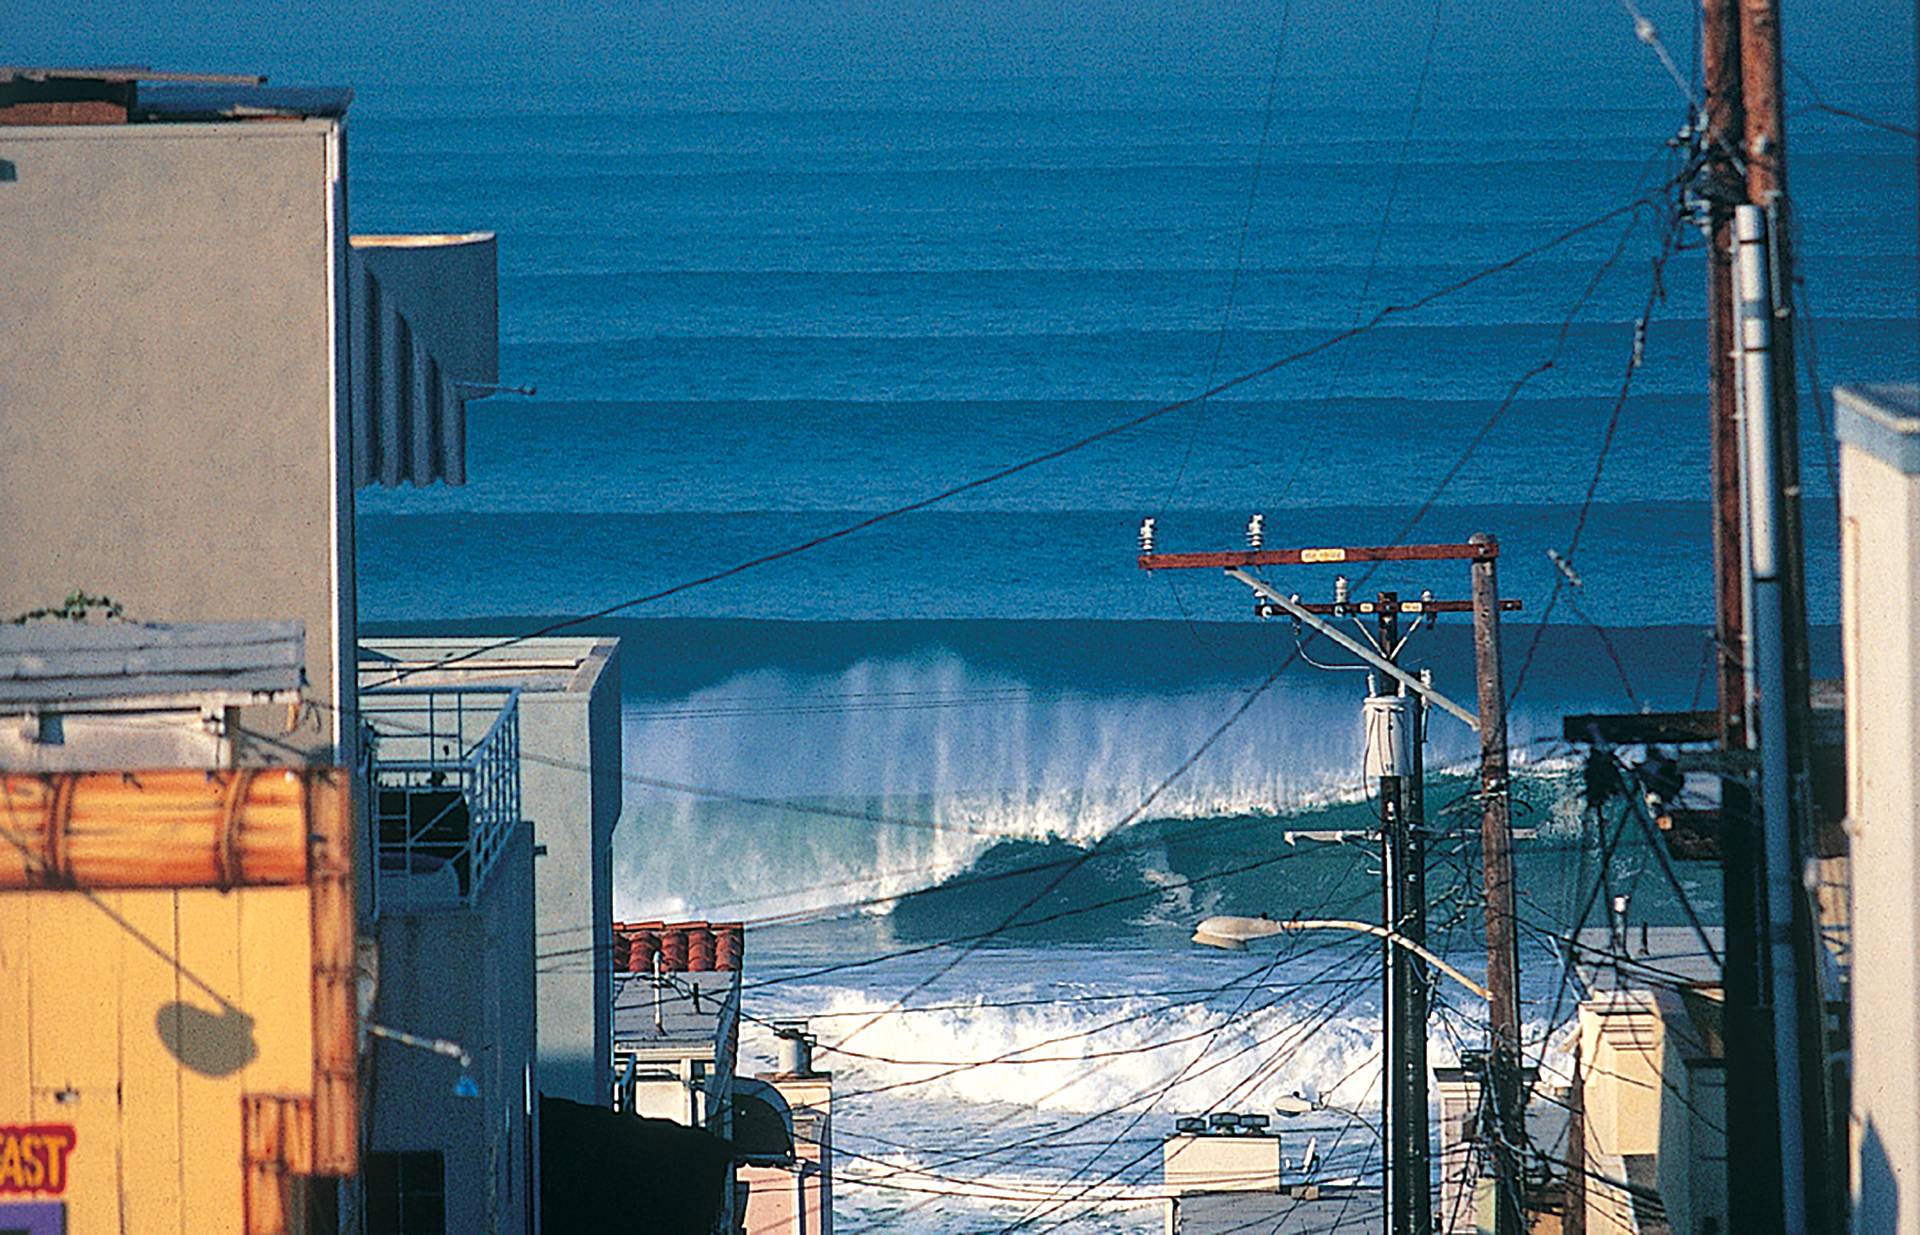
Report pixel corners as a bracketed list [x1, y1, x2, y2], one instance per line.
[1247, 513, 1264, 550]
[1139, 517, 1156, 554]
[1333, 575, 1350, 605]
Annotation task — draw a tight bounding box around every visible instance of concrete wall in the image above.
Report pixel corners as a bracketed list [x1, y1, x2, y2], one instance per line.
[740, 1073, 832, 1235]
[523, 644, 621, 1106]
[1575, 987, 1727, 1235]
[361, 637, 622, 1107]
[1837, 384, 1920, 1234]
[0, 120, 355, 765]
[368, 825, 538, 1235]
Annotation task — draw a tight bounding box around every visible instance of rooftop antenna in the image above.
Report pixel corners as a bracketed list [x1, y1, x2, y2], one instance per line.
[653, 951, 665, 1037]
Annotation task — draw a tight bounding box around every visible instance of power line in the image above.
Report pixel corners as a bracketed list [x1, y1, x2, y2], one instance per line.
[361, 181, 1685, 694]
[1507, 207, 1686, 705]
[1155, 0, 1294, 513]
[1272, 0, 1446, 505]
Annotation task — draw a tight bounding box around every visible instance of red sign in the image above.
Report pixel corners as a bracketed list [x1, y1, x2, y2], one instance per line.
[0, 1126, 75, 1195]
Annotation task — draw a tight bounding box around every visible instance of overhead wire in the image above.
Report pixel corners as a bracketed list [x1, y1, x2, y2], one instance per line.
[360, 177, 1690, 696]
[1271, 0, 1447, 505]
[1154, 0, 1295, 514]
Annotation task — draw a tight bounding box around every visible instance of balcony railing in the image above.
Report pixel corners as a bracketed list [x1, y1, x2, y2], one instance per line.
[361, 685, 521, 914]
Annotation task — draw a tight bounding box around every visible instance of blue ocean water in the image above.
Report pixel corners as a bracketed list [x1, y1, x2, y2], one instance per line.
[12, 0, 1914, 1227]
[333, 11, 1910, 1231]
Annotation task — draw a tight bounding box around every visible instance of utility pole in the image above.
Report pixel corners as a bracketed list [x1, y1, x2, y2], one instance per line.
[1137, 532, 1522, 1233]
[1735, 4, 1841, 1232]
[1698, 5, 1786, 1232]
[1470, 534, 1523, 1235]
[1734, 202, 1813, 1235]
[1370, 592, 1432, 1235]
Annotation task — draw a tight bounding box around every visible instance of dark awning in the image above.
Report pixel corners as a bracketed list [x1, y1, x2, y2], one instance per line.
[540, 1096, 732, 1235]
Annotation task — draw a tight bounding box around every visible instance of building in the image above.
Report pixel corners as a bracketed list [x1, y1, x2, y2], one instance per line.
[1563, 927, 1727, 1235]
[1835, 382, 1920, 1233]
[1160, 1113, 1380, 1234]
[0, 66, 359, 769]
[359, 681, 539, 1233]
[361, 636, 623, 1107]
[605, 920, 838, 1234]
[612, 921, 746, 1231]
[737, 1024, 834, 1235]
[0, 65, 522, 1233]
[0, 622, 356, 1235]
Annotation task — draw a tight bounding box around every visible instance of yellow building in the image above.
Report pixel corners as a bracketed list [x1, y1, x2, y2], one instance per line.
[0, 624, 357, 1235]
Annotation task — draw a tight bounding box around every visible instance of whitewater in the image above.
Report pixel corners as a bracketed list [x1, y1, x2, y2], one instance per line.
[313, 0, 1917, 1226]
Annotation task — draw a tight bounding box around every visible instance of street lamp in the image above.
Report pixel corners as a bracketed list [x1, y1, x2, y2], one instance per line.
[1191, 914, 1491, 1002]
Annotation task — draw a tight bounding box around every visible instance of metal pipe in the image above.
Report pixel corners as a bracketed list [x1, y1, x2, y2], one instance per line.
[1192, 916, 1490, 1001]
[1734, 201, 1809, 1235]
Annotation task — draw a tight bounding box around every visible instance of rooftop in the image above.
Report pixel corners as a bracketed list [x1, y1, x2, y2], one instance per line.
[1572, 925, 1724, 991]
[1836, 383, 1920, 475]
[0, 66, 349, 126]
[611, 922, 745, 1056]
[361, 637, 617, 697]
[0, 621, 303, 712]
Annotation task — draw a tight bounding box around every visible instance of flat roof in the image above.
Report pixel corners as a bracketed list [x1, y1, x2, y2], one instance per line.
[0, 66, 349, 124]
[1572, 925, 1724, 990]
[1836, 383, 1920, 475]
[612, 972, 738, 1054]
[137, 84, 352, 121]
[361, 636, 618, 697]
[0, 621, 303, 711]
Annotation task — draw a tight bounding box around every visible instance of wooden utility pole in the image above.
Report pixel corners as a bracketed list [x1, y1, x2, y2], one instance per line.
[1699, 5, 1787, 1233]
[1138, 534, 1521, 1230]
[1703, 0, 1747, 753]
[1470, 533, 1523, 1235]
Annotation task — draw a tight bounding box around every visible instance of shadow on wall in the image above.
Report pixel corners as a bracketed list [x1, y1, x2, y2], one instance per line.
[156, 1001, 259, 1077]
[1859, 1118, 1899, 1232]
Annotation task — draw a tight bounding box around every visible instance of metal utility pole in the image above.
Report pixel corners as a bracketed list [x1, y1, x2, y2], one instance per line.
[1369, 592, 1431, 1235]
[1734, 198, 1848, 1235]
[1470, 534, 1523, 1235]
[1737, 4, 1841, 1230]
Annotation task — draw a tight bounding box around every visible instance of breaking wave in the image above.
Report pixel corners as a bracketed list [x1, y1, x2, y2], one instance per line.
[607, 621, 1722, 925]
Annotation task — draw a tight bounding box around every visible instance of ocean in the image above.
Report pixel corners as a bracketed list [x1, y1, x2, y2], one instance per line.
[16, 0, 1914, 1227]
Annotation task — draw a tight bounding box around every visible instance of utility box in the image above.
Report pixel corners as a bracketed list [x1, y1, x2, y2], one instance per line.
[1162, 1132, 1283, 1195]
[1363, 693, 1414, 780]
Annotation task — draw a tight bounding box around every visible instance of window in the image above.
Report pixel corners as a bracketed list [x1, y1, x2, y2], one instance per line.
[366, 1150, 445, 1235]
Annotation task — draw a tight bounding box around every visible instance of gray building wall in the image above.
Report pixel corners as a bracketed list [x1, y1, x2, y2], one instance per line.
[363, 638, 623, 1106]
[0, 119, 356, 764]
[521, 643, 622, 1106]
[369, 824, 539, 1235]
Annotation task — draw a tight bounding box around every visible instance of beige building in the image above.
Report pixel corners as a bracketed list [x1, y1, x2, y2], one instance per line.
[0, 66, 535, 1234]
[1836, 382, 1920, 1234]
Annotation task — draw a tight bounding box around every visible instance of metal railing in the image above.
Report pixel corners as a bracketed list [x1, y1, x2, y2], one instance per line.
[361, 685, 521, 914]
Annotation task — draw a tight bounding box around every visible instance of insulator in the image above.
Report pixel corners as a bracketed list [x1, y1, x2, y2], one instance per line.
[1246, 513, 1264, 550]
[1138, 517, 1156, 554]
[1333, 575, 1350, 605]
